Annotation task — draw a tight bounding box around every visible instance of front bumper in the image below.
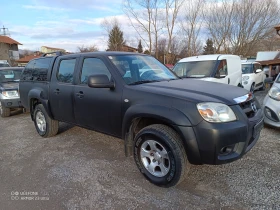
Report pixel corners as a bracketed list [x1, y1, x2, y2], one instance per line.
[263, 95, 280, 128]
[177, 104, 263, 165]
[0, 98, 23, 109]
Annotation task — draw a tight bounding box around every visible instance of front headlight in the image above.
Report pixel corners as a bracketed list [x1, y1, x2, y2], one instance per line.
[197, 102, 237, 123]
[268, 87, 280, 101]
[2, 90, 19, 98]
[242, 76, 249, 81]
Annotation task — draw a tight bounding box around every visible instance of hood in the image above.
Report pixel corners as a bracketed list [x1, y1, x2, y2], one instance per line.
[132, 79, 248, 105]
[0, 82, 19, 90]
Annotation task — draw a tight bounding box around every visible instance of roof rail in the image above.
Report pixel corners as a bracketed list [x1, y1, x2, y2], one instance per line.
[41, 51, 64, 57]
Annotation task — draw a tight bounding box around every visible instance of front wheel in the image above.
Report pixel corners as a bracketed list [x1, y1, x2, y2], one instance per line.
[0, 102, 10, 117]
[33, 104, 59, 137]
[250, 83, 255, 92]
[134, 124, 189, 187]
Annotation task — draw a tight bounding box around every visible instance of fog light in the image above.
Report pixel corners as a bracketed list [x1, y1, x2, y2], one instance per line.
[219, 146, 233, 156]
[7, 102, 12, 106]
[244, 81, 248, 85]
[265, 107, 279, 122]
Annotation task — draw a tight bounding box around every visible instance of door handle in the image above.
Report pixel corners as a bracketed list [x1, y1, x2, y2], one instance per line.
[76, 91, 84, 98]
[54, 89, 60, 94]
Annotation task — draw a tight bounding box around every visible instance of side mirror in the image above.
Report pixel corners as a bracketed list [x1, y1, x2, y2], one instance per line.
[256, 69, 262, 73]
[88, 74, 115, 89]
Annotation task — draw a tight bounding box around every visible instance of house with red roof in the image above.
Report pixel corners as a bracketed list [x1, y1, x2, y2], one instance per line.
[0, 35, 22, 65]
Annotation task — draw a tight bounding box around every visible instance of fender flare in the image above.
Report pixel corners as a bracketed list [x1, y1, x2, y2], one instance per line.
[28, 88, 54, 119]
[122, 104, 192, 139]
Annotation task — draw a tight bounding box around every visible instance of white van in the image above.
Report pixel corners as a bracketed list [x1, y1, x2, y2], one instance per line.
[241, 60, 266, 92]
[172, 54, 242, 87]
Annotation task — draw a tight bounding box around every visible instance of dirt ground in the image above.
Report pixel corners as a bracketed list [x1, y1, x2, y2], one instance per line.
[0, 90, 279, 210]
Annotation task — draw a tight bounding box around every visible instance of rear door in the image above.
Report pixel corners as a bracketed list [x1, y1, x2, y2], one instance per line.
[73, 56, 122, 136]
[49, 55, 80, 123]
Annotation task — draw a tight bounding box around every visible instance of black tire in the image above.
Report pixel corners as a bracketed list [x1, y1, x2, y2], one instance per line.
[33, 104, 59, 137]
[134, 124, 189, 187]
[259, 82, 265, 91]
[250, 83, 255, 92]
[0, 102, 10, 117]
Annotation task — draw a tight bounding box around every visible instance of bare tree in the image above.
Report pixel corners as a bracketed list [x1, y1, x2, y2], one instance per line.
[77, 45, 99, 52]
[204, 0, 280, 56]
[164, 0, 184, 62]
[123, 0, 164, 57]
[179, 0, 205, 57]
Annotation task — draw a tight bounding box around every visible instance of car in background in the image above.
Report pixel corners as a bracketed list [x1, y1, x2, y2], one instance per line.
[0, 67, 24, 117]
[172, 54, 242, 87]
[0, 60, 10, 67]
[263, 74, 280, 127]
[241, 61, 266, 92]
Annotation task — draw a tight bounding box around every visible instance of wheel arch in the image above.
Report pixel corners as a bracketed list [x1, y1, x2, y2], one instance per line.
[28, 89, 53, 120]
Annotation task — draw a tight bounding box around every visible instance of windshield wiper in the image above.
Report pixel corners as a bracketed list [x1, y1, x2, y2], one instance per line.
[129, 80, 161, 85]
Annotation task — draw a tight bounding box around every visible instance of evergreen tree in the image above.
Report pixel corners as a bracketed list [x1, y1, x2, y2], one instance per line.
[203, 39, 215, 55]
[137, 40, 143, 53]
[108, 25, 125, 51]
[143, 50, 150, 54]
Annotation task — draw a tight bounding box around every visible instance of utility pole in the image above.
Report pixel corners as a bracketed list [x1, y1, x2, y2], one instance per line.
[0, 26, 10, 36]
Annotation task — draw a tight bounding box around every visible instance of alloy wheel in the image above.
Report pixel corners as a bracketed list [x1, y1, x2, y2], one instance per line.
[140, 140, 170, 177]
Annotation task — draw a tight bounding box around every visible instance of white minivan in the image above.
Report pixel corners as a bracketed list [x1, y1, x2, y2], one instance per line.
[172, 54, 242, 87]
[241, 61, 266, 92]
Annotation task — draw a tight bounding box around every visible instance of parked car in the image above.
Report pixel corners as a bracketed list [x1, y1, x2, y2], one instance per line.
[263, 74, 280, 127]
[0, 67, 24, 117]
[241, 61, 266, 92]
[172, 54, 242, 87]
[19, 52, 263, 187]
[0, 60, 10, 67]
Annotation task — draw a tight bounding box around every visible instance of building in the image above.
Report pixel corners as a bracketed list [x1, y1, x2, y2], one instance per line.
[16, 52, 43, 67]
[0, 35, 22, 65]
[41, 46, 66, 54]
[256, 51, 280, 77]
[121, 44, 138, 52]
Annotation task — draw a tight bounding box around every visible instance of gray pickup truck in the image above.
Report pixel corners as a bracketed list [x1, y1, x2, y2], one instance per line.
[19, 52, 264, 187]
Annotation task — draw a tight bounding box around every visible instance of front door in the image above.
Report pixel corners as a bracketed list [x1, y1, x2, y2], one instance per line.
[49, 56, 79, 123]
[74, 56, 122, 136]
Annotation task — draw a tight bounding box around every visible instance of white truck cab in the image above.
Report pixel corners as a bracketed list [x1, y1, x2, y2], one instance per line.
[172, 54, 242, 87]
[241, 60, 266, 92]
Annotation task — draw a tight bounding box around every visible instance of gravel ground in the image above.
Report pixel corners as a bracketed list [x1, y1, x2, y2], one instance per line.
[0, 90, 279, 210]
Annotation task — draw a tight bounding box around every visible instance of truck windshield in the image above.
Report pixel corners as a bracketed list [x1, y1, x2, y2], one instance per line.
[242, 64, 253, 74]
[109, 55, 178, 85]
[0, 69, 22, 83]
[172, 61, 216, 78]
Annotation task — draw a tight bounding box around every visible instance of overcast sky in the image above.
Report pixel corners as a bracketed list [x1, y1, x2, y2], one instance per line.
[0, 0, 132, 52]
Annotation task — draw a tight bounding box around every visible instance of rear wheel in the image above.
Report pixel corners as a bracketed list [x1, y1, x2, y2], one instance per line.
[33, 104, 59, 137]
[134, 124, 189, 187]
[0, 102, 10, 117]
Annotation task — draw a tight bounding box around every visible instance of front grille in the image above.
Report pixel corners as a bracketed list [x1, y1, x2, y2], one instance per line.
[239, 98, 259, 118]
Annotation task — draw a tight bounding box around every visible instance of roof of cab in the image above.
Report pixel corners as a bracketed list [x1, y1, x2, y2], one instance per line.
[178, 54, 241, 63]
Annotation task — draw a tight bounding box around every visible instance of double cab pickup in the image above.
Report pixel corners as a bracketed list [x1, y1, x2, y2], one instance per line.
[19, 52, 263, 187]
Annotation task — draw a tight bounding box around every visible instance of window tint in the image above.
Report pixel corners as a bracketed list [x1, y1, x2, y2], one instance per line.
[32, 58, 52, 81]
[80, 58, 111, 84]
[215, 59, 228, 77]
[57, 59, 76, 83]
[21, 60, 35, 81]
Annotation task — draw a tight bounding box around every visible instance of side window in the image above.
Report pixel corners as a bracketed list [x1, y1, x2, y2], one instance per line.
[57, 59, 76, 83]
[33, 58, 52, 81]
[80, 58, 111, 84]
[215, 59, 228, 77]
[21, 60, 35, 81]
